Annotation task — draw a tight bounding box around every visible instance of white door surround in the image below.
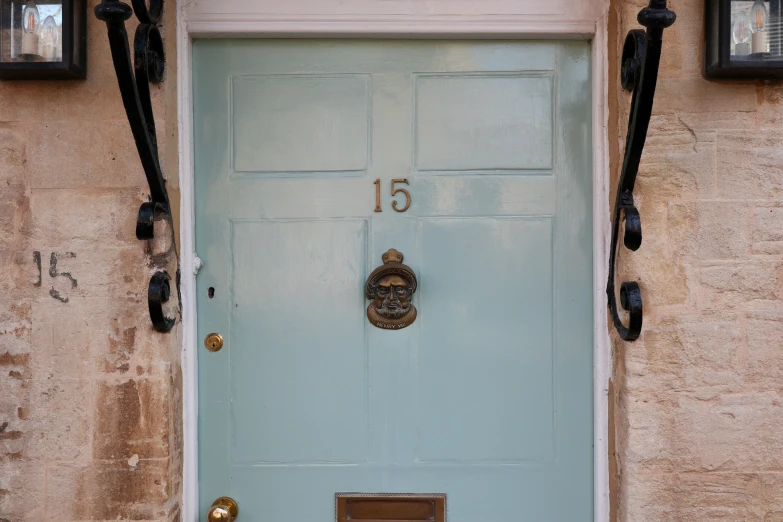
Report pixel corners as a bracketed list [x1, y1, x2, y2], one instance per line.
[176, 2, 612, 521]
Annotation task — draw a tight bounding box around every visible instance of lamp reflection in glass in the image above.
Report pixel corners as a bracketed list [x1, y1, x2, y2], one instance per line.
[20, 0, 39, 57]
[751, 0, 769, 52]
[40, 14, 57, 59]
[733, 10, 753, 55]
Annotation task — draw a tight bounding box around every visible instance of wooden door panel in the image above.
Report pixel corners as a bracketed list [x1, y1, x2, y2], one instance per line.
[231, 219, 369, 464]
[416, 217, 554, 463]
[414, 74, 553, 172]
[195, 39, 593, 521]
[232, 74, 371, 175]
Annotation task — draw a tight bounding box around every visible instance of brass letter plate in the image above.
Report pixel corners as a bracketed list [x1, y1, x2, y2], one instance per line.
[336, 493, 446, 522]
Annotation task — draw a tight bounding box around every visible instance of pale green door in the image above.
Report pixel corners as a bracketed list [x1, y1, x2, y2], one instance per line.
[194, 40, 593, 521]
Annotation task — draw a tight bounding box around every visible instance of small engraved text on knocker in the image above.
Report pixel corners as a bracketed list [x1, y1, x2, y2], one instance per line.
[365, 249, 418, 330]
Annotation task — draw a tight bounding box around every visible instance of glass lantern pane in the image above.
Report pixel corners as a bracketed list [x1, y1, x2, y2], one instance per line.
[0, 0, 63, 63]
[730, 0, 783, 61]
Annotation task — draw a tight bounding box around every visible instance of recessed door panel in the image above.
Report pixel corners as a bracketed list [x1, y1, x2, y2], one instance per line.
[195, 39, 593, 521]
[414, 74, 553, 172]
[231, 219, 369, 463]
[416, 217, 554, 463]
[232, 74, 371, 175]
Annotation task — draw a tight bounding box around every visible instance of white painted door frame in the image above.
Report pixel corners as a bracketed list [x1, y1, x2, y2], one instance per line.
[177, 2, 612, 521]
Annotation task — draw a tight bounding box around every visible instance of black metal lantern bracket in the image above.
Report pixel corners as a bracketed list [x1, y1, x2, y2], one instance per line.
[607, 0, 676, 341]
[95, 0, 179, 333]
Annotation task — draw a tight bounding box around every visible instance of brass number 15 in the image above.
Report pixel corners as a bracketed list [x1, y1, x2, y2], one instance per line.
[374, 178, 411, 213]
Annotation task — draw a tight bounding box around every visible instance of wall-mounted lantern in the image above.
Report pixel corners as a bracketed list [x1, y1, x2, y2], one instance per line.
[0, 0, 86, 79]
[706, 0, 783, 79]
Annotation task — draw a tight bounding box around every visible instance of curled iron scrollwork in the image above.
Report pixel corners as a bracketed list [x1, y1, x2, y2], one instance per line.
[607, 0, 675, 341]
[95, 0, 179, 333]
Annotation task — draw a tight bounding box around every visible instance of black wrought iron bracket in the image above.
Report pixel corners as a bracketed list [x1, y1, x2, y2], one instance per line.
[607, 0, 675, 341]
[95, 0, 179, 333]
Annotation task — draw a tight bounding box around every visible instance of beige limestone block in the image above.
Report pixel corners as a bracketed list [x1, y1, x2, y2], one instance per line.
[25, 377, 91, 461]
[0, 250, 43, 301]
[667, 201, 699, 249]
[50, 246, 149, 299]
[0, 299, 31, 355]
[0, 375, 32, 461]
[637, 141, 714, 202]
[0, 125, 27, 171]
[717, 130, 783, 200]
[93, 378, 170, 460]
[678, 321, 745, 391]
[697, 201, 750, 260]
[624, 317, 745, 396]
[697, 262, 780, 310]
[752, 205, 783, 254]
[31, 296, 169, 380]
[623, 246, 688, 307]
[622, 390, 684, 472]
[0, 183, 31, 251]
[671, 472, 763, 520]
[654, 78, 758, 114]
[676, 111, 758, 133]
[26, 120, 158, 190]
[745, 312, 783, 384]
[677, 392, 783, 472]
[619, 472, 677, 521]
[655, 0, 704, 78]
[30, 188, 141, 248]
[0, 461, 45, 521]
[46, 460, 169, 520]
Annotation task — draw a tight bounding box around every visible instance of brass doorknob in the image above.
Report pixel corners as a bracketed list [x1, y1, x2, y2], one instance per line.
[208, 497, 238, 522]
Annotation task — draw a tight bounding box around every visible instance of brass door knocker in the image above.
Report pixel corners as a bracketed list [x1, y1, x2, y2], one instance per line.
[365, 249, 418, 330]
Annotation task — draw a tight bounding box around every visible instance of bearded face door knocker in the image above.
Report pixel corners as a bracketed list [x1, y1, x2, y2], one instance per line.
[365, 249, 418, 330]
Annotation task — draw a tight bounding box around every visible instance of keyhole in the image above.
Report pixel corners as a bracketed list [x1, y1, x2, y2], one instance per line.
[205, 333, 223, 352]
[208, 287, 215, 299]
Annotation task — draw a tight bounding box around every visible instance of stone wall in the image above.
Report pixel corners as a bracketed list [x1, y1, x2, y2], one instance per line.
[4, 0, 783, 520]
[610, 0, 783, 520]
[0, 1, 182, 520]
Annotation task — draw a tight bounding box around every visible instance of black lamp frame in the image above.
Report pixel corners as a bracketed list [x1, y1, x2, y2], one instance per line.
[705, 0, 783, 79]
[0, 0, 87, 79]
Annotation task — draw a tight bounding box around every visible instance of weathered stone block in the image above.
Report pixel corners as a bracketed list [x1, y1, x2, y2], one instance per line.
[0, 125, 27, 170]
[30, 188, 141, 248]
[31, 295, 167, 381]
[27, 120, 169, 190]
[26, 378, 90, 461]
[93, 378, 170, 460]
[628, 317, 744, 396]
[676, 111, 758, 133]
[676, 392, 783, 472]
[697, 202, 750, 260]
[637, 139, 714, 201]
[619, 472, 677, 521]
[717, 131, 783, 200]
[654, 78, 758, 114]
[745, 311, 783, 384]
[753, 205, 783, 254]
[698, 262, 779, 310]
[0, 183, 31, 251]
[46, 460, 169, 520]
[0, 461, 45, 521]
